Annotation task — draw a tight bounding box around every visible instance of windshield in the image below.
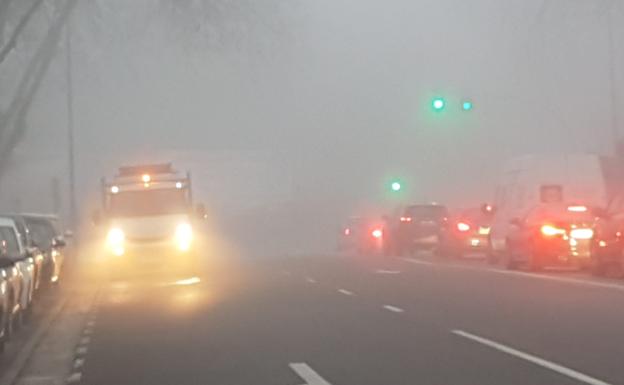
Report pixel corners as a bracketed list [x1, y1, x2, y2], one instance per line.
[24, 218, 58, 250]
[0, 227, 20, 258]
[109, 189, 189, 217]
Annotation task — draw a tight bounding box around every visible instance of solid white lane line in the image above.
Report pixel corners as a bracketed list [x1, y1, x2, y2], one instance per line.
[337, 289, 354, 296]
[375, 269, 401, 274]
[306, 277, 317, 284]
[383, 305, 405, 313]
[402, 257, 624, 292]
[452, 330, 611, 385]
[289, 363, 332, 385]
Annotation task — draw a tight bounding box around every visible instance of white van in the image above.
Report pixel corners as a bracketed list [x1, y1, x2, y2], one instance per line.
[489, 154, 624, 257]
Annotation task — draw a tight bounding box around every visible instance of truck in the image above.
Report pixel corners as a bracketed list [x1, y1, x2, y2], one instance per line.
[94, 163, 205, 280]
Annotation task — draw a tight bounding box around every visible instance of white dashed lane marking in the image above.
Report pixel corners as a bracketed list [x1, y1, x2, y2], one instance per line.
[383, 305, 405, 313]
[306, 277, 317, 284]
[375, 269, 401, 274]
[452, 330, 612, 385]
[290, 363, 332, 385]
[337, 289, 354, 296]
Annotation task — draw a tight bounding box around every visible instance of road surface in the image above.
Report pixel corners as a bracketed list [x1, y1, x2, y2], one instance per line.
[63, 253, 624, 385]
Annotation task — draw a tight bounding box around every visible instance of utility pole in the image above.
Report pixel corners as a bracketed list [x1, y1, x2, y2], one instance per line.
[65, 16, 76, 229]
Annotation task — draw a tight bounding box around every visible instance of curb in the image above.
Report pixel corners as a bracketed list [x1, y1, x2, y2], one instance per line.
[0, 298, 68, 385]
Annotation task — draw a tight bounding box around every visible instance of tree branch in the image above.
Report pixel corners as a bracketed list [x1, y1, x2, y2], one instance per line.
[0, 0, 44, 65]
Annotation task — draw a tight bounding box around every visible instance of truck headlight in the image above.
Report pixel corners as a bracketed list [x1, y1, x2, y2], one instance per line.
[107, 228, 125, 256]
[175, 223, 193, 251]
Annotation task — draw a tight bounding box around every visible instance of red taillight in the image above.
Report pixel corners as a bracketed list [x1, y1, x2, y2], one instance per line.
[400, 217, 412, 222]
[344, 228, 350, 236]
[457, 222, 471, 232]
[371, 229, 383, 239]
[541, 224, 565, 236]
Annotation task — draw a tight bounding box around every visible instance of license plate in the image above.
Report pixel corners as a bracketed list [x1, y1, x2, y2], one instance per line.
[478, 227, 491, 235]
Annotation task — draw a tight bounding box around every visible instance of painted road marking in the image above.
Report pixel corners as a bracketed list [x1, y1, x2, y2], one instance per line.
[306, 277, 317, 284]
[80, 336, 91, 345]
[383, 305, 405, 313]
[66, 372, 82, 384]
[290, 363, 332, 385]
[337, 289, 354, 296]
[402, 258, 434, 266]
[452, 330, 611, 385]
[403, 258, 624, 292]
[375, 269, 401, 274]
[75, 346, 88, 356]
[73, 358, 85, 369]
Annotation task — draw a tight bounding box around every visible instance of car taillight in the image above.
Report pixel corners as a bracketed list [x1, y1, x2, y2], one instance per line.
[400, 217, 412, 222]
[541, 224, 565, 236]
[567, 205, 588, 213]
[457, 222, 471, 232]
[371, 229, 383, 239]
[344, 228, 350, 236]
[570, 228, 593, 240]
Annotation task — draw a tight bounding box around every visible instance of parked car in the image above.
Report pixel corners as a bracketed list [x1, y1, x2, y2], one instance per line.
[20, 215, 67, 286]
[0, 217, 35, 336]
[3, 215, 46, 292]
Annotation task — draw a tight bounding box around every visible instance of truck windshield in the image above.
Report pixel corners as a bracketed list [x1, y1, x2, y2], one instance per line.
[109, 189, 189, 217]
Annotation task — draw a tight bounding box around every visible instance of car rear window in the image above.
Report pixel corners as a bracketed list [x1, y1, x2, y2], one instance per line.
[405, 206, 448, 220]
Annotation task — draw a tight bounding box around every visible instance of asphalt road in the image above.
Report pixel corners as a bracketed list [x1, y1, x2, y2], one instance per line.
[74, 252, 624, 385]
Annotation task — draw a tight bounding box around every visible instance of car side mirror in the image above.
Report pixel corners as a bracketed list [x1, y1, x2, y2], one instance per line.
[64, 230, 74, 239]
[52, 236, 66, 248]
[509, 218, 522, 227]
[196, 203, 207, 219]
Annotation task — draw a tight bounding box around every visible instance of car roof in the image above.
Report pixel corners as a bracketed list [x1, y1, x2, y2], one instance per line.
[9, 213, 59, 221]
[0, 217, 17, 227]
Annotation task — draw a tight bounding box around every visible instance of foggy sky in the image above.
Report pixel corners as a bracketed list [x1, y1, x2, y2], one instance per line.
[1, 0, 622, 253]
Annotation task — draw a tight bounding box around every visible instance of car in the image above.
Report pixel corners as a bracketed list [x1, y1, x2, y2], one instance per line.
[2, 215, 46, 293]
[438, 204, 495, 258]
[338, 217, 385, 255]
[0, 218, 35, 335]
[504, 203, 596, 271]
[590, 193, 624, 277]
[489, 154, 620, 259]
[20, 215, 67, 286]
[388, 204, 449, 256]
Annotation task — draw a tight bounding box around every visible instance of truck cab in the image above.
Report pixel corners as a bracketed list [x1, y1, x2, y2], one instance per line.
[96, 164, 203, 280]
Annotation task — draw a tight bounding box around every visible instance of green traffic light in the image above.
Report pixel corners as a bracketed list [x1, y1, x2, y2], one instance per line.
[391, 182, 402, 192]
[432, 98, 445, 111]
[462, 101, 473, 111]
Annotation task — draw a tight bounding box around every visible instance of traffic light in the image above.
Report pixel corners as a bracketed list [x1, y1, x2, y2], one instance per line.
[391, 181, 402, 192]
[432, 98, 445, 111]
[462, 101, 473, 111]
